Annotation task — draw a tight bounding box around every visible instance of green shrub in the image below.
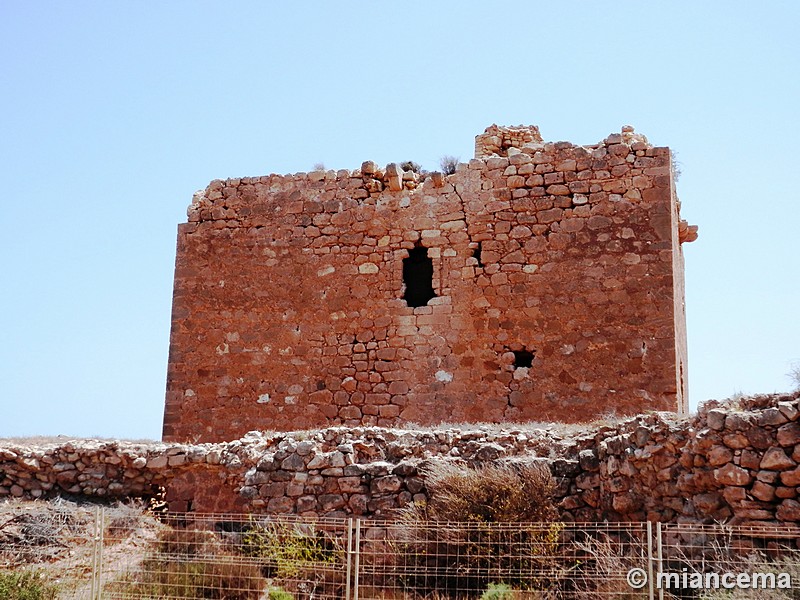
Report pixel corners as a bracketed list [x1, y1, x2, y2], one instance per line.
[241, 520, 344, 597]
[267, 587, 294, 600]
[241, 520, 339, 577]
[481, 582, 516, 600]
[0, 571, 58, 600]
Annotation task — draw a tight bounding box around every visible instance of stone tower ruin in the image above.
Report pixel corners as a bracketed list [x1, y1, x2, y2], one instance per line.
[162, 124, 697, 443]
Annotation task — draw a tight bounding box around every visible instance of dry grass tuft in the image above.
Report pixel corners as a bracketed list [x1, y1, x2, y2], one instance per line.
[405, 459, 558, 524]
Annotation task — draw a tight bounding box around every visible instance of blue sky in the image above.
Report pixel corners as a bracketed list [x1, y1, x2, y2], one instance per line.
[1, 2, 798, 439]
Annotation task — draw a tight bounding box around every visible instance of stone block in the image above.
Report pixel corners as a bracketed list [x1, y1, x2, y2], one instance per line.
[760, 447, 796, 470]
[281, 454, 306, 471]
[319, 494, 346, 512]
[751, 481, 776, 502]
[777, 499, 800, 521]
[759, 408, 789, 427]
[780, 467, 800, 487]
[370, 475, 403, 494]
[778, 423, 800, 446]
[714, 464, 752, 486]
[707, 445, 733, 467]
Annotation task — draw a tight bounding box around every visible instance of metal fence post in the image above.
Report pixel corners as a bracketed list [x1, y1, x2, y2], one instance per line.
[656, 522, 664, 600]
[646, 521, 654, 600]
[346, 518, 353, 600]
[354, 519, 361, 600]
[97, 506, 105, 600]
[90, 506, 99, 600]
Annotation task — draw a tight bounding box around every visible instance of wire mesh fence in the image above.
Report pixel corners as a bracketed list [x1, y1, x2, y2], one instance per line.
[354, 520, 652, 599]
[2, 505, 800, 599]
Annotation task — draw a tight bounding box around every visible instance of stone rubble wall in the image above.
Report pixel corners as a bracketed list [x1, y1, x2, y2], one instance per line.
[3, 393, 800, 527]
[557, 392, 800, 527]
[165, 124, 692, 442]
[474, 124, 545, 157]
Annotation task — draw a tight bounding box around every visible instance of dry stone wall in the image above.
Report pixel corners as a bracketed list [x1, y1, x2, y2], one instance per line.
[164, 124, 694, 443]
[4, 393, 800, 527]
[557, 392, 800, 526]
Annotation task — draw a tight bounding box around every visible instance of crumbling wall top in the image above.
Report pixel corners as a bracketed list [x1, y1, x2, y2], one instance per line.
[474, 123, 651, 158]
[187, 125, 664, 224]
[475, 124, 544, 158]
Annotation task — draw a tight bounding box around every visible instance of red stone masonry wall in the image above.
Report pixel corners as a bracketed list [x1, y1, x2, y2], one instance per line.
[163, 124, 695, 443]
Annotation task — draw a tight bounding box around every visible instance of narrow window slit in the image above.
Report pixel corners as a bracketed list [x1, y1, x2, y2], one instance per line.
[403, 245, 436, 308]
[473, 242, 483, 267]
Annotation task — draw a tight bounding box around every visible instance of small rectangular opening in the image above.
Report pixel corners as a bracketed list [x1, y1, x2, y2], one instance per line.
[473, 242, 483, 267]
[512, 349, 534, 369]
